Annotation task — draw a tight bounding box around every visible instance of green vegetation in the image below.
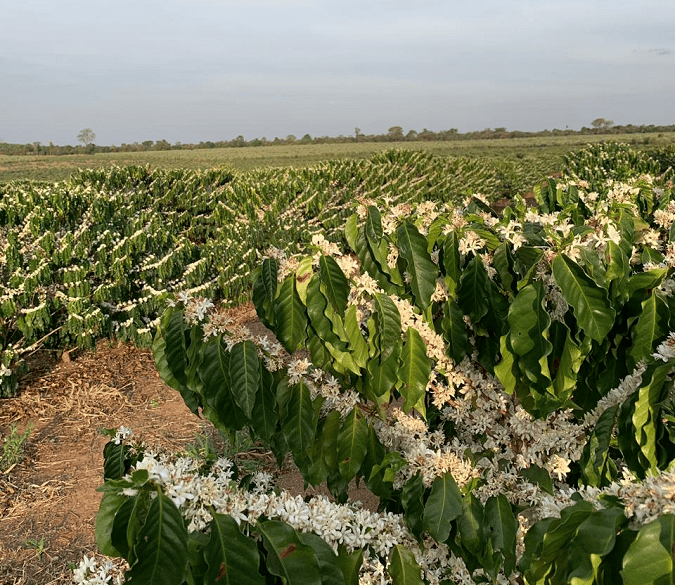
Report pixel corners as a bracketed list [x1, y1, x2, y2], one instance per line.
[3, 143, 675, 400]
[95, 147, 675, 582]
[2, 132, 674, 182]
[0, 422, 32, 472]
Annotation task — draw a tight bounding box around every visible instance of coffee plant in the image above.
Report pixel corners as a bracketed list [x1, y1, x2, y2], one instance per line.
[92, 167, 675, 584]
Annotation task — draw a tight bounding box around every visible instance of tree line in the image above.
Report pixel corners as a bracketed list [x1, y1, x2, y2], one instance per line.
[2, 121, 675, 156]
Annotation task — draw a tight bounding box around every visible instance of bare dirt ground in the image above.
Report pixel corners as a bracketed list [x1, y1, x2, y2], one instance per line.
[0, 303, 376, 585]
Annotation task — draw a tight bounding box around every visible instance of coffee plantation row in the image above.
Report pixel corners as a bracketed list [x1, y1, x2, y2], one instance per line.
[82, 140, 675, 585]
[0, 148, 577, 397]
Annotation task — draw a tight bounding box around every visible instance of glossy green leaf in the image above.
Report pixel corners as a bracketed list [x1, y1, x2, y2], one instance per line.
[423, 471, 463, 542]
[372, 293, 401, 364]
[337, 408, 369, 483]
[399, 327, 431, 415]
[457, 255, 490, 324]
[274, 277, 307, 352]
[319, 254, 349, 314]
[204, 513, 265, 585]
[623, 514, 675, 585]
[125, 493, 188, 585]
[401, 472, 426, 538]
[334, 548, 363, 585]
[300, 532, 346, 585]
[282, 381, 315, 456]
[251, 367, 278, 441]
[344, 305, 369, 368]
[441, 298, 469, 364]
[198, 337, 247, 431]
[95, 491, 126, 557]
[484, 494, 517, 576]
[457, 492, 484, 555]
[228, 340, 260, 419]
[260, 257, 278, 302]
[580, 405, 619, 487]
[258, 520, 322, 585]
[442, 231, 461, 298]
[396, 221, 437, 310]
[388, 545, 424, 585]
[552, 254, 616, 343]
[365, 205, 383, 244]
[630, 292, 670, 366]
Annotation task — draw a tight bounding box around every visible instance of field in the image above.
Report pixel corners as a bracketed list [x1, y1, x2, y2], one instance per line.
[2, 132, 674, 182]
[3, 141, 675, 584]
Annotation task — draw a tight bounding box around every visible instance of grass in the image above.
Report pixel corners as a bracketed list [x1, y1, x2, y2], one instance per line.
[183, 427, 268, 478]
[0, 422, 33, 473]
[2, 133, 674, 183]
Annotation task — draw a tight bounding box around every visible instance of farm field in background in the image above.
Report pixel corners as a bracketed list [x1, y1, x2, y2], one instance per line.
[2, 132, 675, 182]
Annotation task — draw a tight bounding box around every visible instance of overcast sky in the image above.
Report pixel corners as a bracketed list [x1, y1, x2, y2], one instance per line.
[1, 0, 674, 146]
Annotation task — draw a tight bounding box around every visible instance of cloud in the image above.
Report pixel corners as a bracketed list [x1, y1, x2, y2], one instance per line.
[648, 48, 673, 56]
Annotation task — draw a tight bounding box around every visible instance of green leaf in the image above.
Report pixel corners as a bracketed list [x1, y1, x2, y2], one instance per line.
[423, 471, 463, 542]
[229, 340, 260, 419]
[95, 491, 126, 557]
[457, 492, 484, 555]
[366, 344, 401, 397]
[631, 362, 672, 475]
[282, 381, 315, 457]
[580, 405, 619, 487]
[388, 545, 424, 585]
[442, 231, 461, 298]
[258, 520, 322, 585]
[552, 254, 616, 343]
[623, 514, 675, 585]
[154, 309, 200, 414]
[457, 255, 490, 324]
[337, 408, 369, 483]
[345, 214, 359, 252]
[484, 494, 518, 576]
[274, 277, 307, 352]
[372, 293, 401, 364]
[334, 548, 363, 585]
[251, 367, 278, 441]
[399, 328, 431, 415]
[125, 493, 188, 585]
[441, 298, 470, 364]
[365, 205, 383, 244]
[103, 441, 127, 481]
[198, 337, 247, 431]
[319, 254, 349, 314]
[344, 305, 369, 368]
[508, 282, 552, 357]
[630, 292, 670, 367]
[493, 242, 517, 295]
[396, 221, 437, 311]
[521, 464, 554, 496]
[204, 513, 265, 585]
[261, 257, 278, 302]
[402, 473, 426, 538]
[300, 532, 346, 585]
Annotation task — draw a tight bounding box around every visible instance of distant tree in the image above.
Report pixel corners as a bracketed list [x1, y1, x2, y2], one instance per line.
[300, 134, 312, 144]
[77, 128, 96, 146]
[405, 129, 418, 141]
[354, 127, 361, 142]
[591, 118, 614, 129]
[142, 140, 154, 150]
[286, 135, 296, 143]
[388, 126, 404, 141]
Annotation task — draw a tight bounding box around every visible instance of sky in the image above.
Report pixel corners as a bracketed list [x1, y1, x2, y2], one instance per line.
[1, 0, 674, 146]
